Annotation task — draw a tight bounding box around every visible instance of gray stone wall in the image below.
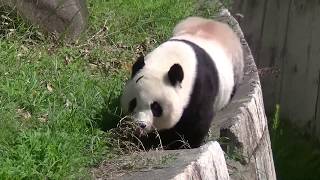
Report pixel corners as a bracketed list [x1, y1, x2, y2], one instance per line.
[0, 0, 88, 40]
[210, 9, 276, 180]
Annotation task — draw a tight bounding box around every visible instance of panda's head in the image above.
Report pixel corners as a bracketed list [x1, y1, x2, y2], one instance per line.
[121, 53, 187, 135]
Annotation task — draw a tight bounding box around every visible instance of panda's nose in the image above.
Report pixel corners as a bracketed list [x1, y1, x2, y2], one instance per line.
[139, 123, 146, 129]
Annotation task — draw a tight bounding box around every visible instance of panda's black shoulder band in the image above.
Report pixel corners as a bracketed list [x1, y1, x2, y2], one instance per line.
[168, 37, 219, 93]
[166, 38, 220, 148]
[169, 39, 204, 53]
[168, 39, 213, 61]
[169, 39, 195, 45]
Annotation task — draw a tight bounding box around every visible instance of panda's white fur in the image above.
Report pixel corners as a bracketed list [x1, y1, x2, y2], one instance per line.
[121, 17, 243, 149]
[173, 17, 244, 85]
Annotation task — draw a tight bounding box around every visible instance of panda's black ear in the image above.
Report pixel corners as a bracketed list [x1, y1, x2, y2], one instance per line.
[131, 55, 145, 78]
[168, 64, 184, 86]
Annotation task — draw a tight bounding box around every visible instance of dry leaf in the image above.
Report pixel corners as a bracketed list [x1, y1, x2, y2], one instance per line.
[47, 83, 53, 92]
[65, 99, 72, 108]
[64, 56, 72, 65]
[38, 113, 48, 123]
[20, 45, 28, 52]
[89, 63, 98, 69]
[17, 108, 31, 120]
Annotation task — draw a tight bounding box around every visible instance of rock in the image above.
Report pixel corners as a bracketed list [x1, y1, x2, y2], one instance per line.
[93, 141, 230, 180]
[173, 142, 229, 180]
[0, 0, 88, 40]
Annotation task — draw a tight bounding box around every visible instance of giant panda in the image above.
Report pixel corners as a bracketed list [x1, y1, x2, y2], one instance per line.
[121, 17, 244, 150]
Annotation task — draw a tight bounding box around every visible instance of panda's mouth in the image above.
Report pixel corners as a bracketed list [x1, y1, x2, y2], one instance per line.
[134, 122, 156, 137]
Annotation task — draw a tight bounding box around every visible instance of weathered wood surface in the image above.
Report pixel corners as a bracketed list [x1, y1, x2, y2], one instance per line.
[232, 0, 320, 139]
[254, 0, 291, 117]
[232, 0, 268, 61]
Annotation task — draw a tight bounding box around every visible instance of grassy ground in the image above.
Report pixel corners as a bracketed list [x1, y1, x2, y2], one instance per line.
[0, 0, 224, 178]
[270, 106, 320, 180]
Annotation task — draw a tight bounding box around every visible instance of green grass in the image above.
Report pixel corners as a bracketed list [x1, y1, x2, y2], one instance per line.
[0, 0, 223, 178]
[0, 38, 124, 179]
[270, 105, 320, 180]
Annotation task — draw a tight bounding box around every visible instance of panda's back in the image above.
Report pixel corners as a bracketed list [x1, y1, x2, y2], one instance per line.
[173, 16, 244, 94]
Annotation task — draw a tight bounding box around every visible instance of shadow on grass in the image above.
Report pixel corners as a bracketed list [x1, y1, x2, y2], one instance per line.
[94, 94, 122, 132]
[270, 120, 320, 180]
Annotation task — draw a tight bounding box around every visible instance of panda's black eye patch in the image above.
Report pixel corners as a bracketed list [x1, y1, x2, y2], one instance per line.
[129, 98, 137, 113]
[151, 101, 162, 117]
